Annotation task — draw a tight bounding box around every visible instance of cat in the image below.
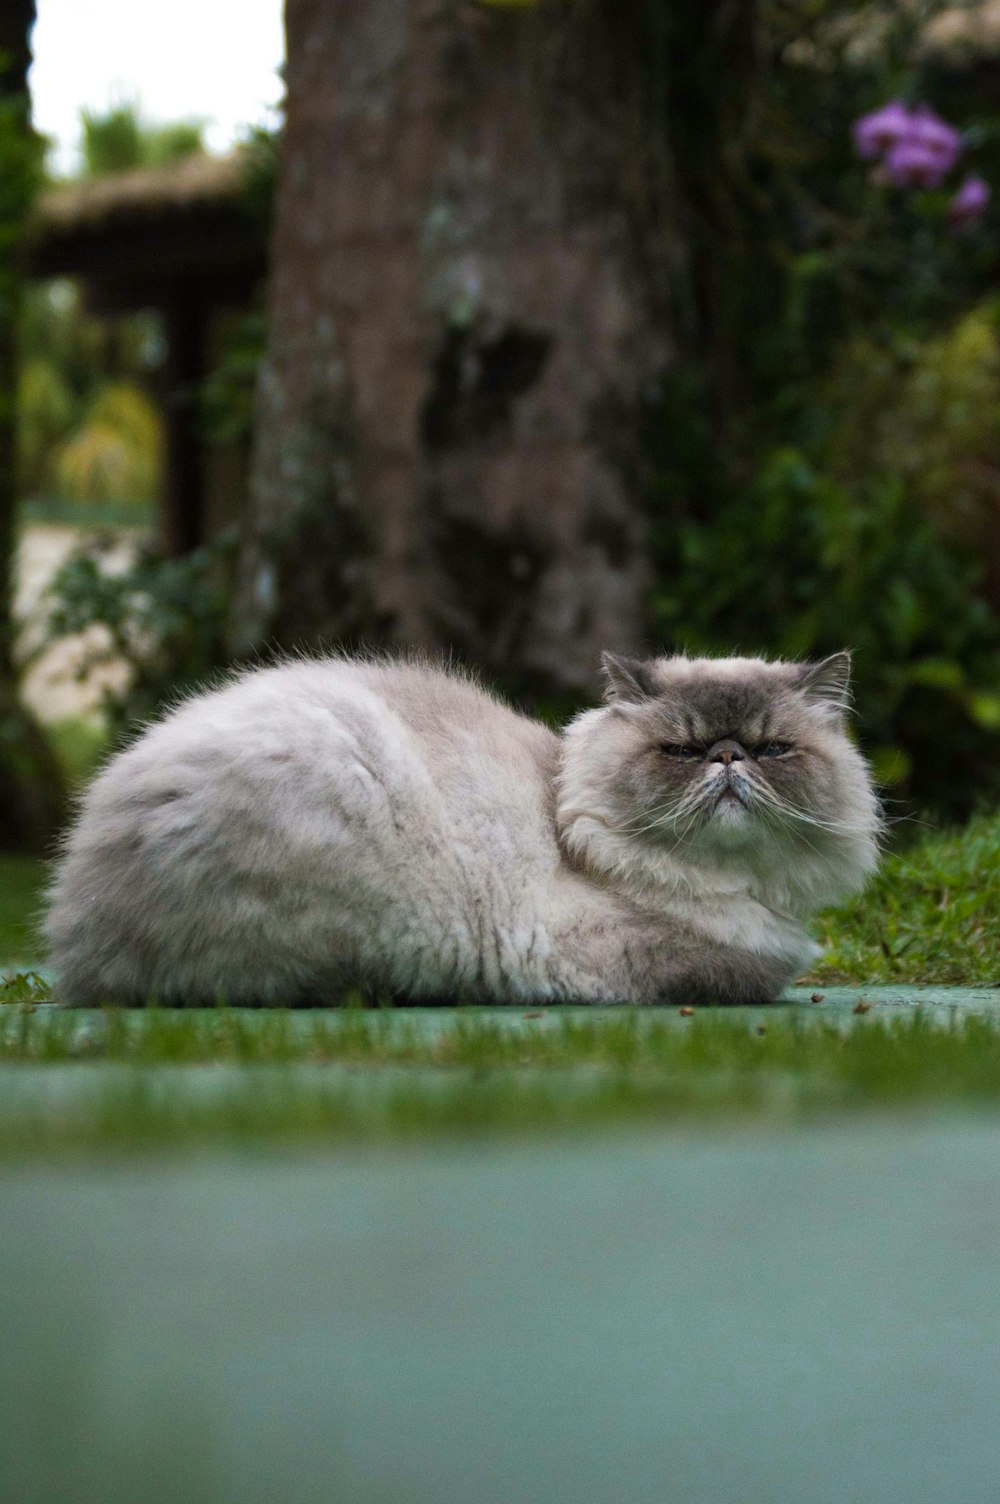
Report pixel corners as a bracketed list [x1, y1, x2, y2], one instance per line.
[43, 650, 880, 1007]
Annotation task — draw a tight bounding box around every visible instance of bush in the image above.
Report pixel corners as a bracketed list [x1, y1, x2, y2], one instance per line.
[52, 382, 161, 507]
[649, 443, 1000, 814]
[641, 5, 1000, 817]
[824, 301, 1000, 570]
[43, 529, 239, 735]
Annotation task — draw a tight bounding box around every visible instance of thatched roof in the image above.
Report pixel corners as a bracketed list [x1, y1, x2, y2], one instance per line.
[27, 151, 267, 300]
[34, 152, 250, 235]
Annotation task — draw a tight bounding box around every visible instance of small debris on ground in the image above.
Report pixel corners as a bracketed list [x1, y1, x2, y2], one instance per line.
[756, 1023, 768, 1035]
[810, 992, 825, 1003]
[852, 999, 873, 1015]
[523, 1011, 546, 1019]
[678, 1006, 694, 1017]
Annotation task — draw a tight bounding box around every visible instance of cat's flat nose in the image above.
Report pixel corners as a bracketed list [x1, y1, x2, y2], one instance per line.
[707, 739, 747, 765]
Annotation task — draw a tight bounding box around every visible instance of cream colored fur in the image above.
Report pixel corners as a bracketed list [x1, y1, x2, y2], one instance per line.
[44, 652, 880, 1006]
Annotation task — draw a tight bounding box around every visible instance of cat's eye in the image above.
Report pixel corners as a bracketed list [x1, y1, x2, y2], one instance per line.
[756, 741, 794, 758]
[661, 743, 704, 760]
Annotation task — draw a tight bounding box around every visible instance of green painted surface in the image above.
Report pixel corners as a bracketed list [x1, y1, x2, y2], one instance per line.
[5, 983, 1000, 1022]
[3, 1118, 1000, 1504]
[784, 983, 1000, 1014]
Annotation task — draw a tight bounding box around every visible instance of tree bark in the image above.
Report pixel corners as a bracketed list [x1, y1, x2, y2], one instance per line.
[0, 0, 67, 850]
[235, 0, 686, 699]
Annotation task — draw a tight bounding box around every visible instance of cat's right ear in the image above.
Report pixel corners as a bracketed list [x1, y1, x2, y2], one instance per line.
[792, 651, 853, 711]
[600, 653, 658, 706]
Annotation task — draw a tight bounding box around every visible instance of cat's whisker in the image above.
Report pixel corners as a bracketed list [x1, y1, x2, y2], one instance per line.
[741, 779, 876, 837]
[623, 798, 709, 861]
[617, 811, 700, 839]
[744, 788, 828, 860]
[619, 787, 707, 836]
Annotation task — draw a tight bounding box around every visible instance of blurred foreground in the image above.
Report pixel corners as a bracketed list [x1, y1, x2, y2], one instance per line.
[3, 1118, 1000, 1504]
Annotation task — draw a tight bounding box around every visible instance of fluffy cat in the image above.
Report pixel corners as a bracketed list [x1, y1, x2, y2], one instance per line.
[44, 650, 880, 1007]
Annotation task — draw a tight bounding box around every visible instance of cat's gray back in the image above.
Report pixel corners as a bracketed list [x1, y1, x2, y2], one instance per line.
[45, 658, 564, 1005]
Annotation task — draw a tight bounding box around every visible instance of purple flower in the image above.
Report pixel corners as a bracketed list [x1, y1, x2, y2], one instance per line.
[852, 100, 914, 160]
[853, 101, 963, 187]
[884, 139, 953, 190]
[949, 174, 991, 230]
[907, 106, 963, 177]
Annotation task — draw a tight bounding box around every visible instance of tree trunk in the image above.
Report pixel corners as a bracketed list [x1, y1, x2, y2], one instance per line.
[235, 0, 691, 699]
[0, 0, 67, 850]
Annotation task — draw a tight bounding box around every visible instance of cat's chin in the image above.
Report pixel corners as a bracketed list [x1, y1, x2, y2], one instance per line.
[699, 796, 758, 846]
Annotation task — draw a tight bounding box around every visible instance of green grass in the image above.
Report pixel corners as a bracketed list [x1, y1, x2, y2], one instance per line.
[0, 997, 989, 1070]
[3, 1004, 998, 1155]
[0, 857, 47, 962]
[0, 1007, 1000, 1154]
[808, 809, 1000, 987]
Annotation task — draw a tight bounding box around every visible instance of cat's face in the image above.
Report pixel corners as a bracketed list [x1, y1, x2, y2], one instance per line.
[599, 652, 864, 853]
[558, 652, 880, 905]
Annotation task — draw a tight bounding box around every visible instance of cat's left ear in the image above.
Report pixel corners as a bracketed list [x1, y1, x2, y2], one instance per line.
[601, 653, 659, 706]
[793, 651, 853, 710]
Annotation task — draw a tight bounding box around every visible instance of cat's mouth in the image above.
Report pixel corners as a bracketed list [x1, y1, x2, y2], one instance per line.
[710, 779, 751, 812]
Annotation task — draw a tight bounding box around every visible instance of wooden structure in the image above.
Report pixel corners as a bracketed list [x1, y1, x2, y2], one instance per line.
[27, 153, 268, 553]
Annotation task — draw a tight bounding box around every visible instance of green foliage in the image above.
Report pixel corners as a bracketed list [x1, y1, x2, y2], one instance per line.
[79, 102, 205, 176]
[44, 716, 109, 787]
[644, 1, 1000, 814]
[15, 353, 74, 492]
[649, 440, 1000, 810]
[0, 968, 48, 1002]
[0, 853, 45, 959]
[238, 123, 281, 228]
[143, 121, 206, 168]
[79, 103, 143, 175]
[15, 102, 204, 522]
[43, 529, 239, 733]
[194, 129, 278, 445]
[1, 26, 46, 524]
[199, 308, 267, 445]
[824, 301, 1000, 559]
[52, 380, 160, 506]
[19, 280, 160, 398]
[0, 21, 71, 853]
[17, 281, 163, 516]
[741, 2, 999, 381]
[0, 55, 43, 322]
